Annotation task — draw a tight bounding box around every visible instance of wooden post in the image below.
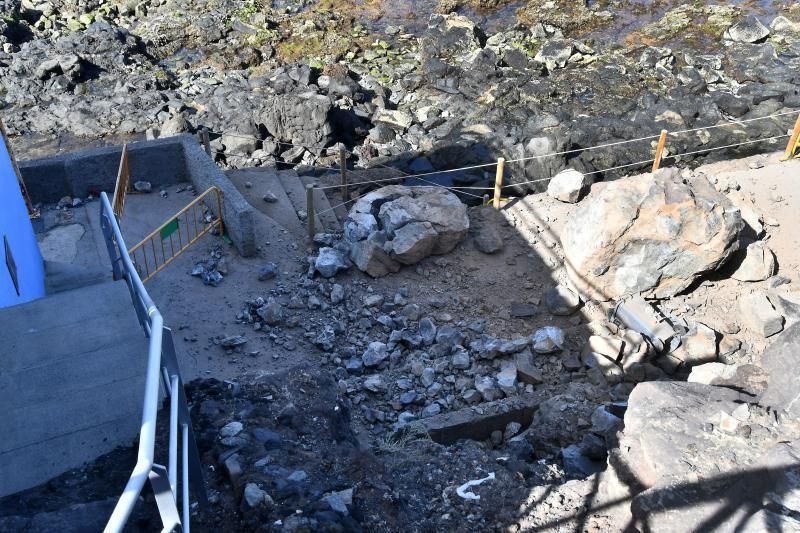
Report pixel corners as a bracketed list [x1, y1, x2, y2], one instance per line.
[493, 157, 505, 209]
[306, 184, 316, 238]
[112, 144, 130, 219]
[200, 128, 212, 157]
[340, 146, 348, 201]
[652, 129, 668, 173]
[216, 187, 224, 237]
[783, 113, 800, 160]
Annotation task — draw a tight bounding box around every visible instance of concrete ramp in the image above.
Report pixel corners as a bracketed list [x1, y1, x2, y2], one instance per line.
[0, 280, 147, 497]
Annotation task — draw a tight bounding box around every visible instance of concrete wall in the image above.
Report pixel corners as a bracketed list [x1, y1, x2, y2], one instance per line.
[0, 131, 45, 308]
[19, 136, 188, 204]
[19, 135, 258, 257]
[181, 138, 257, 257]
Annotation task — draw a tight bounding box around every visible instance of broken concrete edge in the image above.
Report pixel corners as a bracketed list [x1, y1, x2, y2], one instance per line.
[418, 393, 542, 445]
[19, 134, 258, 257]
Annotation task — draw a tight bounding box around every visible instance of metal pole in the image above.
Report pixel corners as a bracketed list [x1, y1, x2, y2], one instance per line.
[168, 374, 179, 498]
[493, 157, 505, 209]
[340, 146, 348, 201]
[182, 423, 190, 533]
[306, 184, 316, 238]
[652, 129, 668, 173]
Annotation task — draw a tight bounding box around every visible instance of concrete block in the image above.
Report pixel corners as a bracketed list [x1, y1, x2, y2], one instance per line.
[181, 137, 257, 256]
[421, 394, 541, 445]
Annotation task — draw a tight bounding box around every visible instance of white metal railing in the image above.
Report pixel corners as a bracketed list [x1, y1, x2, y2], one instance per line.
[98, 192, 206, 533]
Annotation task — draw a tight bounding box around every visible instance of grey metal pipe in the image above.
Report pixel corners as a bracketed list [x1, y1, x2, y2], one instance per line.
[169, 374, 179, 498]
[182, 423, 190, 533]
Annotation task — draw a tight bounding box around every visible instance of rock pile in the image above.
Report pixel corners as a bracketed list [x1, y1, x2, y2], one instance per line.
[344, 185, 469, 277]
[600, 324, 800, 529]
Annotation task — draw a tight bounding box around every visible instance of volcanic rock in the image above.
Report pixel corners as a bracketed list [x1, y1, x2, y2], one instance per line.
[561, 169, 742, 300]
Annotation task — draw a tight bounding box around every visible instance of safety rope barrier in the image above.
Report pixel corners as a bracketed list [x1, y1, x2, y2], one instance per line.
[669, 109, 799, 136]
[203, 107, 799, 231]
[662, 134, 790, 160]
[205, 108, 798, 192]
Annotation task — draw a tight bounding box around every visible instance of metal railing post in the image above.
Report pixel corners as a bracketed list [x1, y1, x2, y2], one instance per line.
[168, 374, 180, 498]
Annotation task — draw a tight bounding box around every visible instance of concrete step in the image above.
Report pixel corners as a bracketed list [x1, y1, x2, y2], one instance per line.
[298, 174, 342, 233]
[225, 167, 305, 239]
[44, 260, 109, 295]
[0, 280, 147, 497]
[314, 172, 352, 227]
[277, 169, 321, 236]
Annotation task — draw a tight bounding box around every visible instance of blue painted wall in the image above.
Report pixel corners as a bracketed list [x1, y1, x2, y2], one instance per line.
[0, 133, 45, 308]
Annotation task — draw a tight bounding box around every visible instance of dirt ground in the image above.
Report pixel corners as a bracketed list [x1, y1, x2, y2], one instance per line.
[2, 151, 798, 532]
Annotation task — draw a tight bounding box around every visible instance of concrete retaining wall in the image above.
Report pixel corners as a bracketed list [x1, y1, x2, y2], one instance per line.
[181, 138, 257, 257]
[18, 135, 257, 257]
[19, 137, 187, 204]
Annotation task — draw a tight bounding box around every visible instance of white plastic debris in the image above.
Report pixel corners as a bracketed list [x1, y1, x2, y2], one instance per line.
[456, 472, 496, 500]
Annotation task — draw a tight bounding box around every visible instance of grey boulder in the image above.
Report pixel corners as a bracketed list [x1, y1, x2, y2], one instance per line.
[759, 323, 800, 418]
[344, 185, 468, 277]
[314, 247, 351, 278]
[547, 168, 591, 203]
[725, 16, 770, 43]
[730, 241, 776, 282]
[561, 169, 742, 300]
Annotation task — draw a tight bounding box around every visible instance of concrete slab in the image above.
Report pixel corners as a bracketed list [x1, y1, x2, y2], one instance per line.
[37, 223, 85, 263]
[226, 168, 305, 238]
[420, 394, 541, 445]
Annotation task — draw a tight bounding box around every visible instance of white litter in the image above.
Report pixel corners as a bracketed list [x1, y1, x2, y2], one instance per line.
[456, 472, 496, 501]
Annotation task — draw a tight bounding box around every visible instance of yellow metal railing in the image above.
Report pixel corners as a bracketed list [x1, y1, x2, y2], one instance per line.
[784, 113, 800, 160]
[128, 186, 224, 283]
[112, 144, 131, 220]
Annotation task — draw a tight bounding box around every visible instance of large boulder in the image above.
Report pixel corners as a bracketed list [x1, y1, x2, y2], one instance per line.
[547, 168, 591, 203]
[260, 91, 333, 148]
[759, 323, 800, 419]
[611, 381, 800, 532]
[344, 185, 468, 277]
[419, 14, 485, 67]
[509, 134, 569, 194]
[730, 241, 776, 282]
[561, 169, 742, 300]
[724, 16, 770, 43]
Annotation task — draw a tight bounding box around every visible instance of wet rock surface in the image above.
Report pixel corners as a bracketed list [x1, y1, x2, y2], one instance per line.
[2, 0, 797, 188]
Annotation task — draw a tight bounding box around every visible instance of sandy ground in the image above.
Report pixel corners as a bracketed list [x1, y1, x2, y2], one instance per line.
[35, 150, 800, 383]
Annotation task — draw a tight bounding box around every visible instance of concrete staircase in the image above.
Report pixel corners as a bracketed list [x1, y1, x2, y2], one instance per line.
[0, 280, 147, 497]
[226, 167, 345, 237]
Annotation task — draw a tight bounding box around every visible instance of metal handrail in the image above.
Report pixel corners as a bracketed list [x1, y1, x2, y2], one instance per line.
[98, 192, 205, 533]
